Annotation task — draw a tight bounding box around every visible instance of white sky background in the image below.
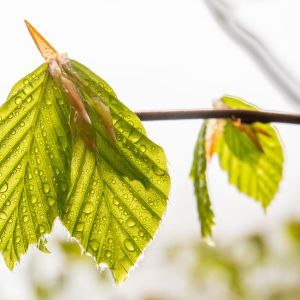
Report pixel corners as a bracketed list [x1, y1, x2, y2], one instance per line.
[0, 0, 300, 299]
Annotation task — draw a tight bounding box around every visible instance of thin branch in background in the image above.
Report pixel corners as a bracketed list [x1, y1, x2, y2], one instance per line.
[136, 109, 300, 124]
[203, 0, 300, 108]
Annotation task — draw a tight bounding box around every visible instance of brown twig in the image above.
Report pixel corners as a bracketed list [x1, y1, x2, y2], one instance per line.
[136, 109, 300, 124]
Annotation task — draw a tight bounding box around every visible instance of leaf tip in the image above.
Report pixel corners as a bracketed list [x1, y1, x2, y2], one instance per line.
[24, 20, 57, 61]
[203, 236, 216, 247]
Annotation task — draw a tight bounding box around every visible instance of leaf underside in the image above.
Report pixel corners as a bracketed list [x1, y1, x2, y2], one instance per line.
[190, 121, 214, 239]
[217, 96, 284, 208]
[62, 61, 170, 283]
[0, 61, 170, 283]
[0, 64, 71, 268]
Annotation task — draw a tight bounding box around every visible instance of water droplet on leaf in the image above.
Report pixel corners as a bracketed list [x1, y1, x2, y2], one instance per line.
[0, 183, 8, 193]
[83, 201, 95, 214]
[0, 212, 7, 220]
[124, 239, 135, 252]
[42, 183, 50, 194]
[105, 250, 112, 258]
[23, 216, 29, 223]
[31, 195, 38, 204]
[126, 218, 136, 228]
[90, 240, 99, 251]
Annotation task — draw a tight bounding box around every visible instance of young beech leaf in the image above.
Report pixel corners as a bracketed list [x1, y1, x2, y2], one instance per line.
[216, 96, 284, 208]
[1, 21, 170, 283]
[0, 64, 71, 269]
[190, 121, 215, 241]
[62, 61, 170, 283]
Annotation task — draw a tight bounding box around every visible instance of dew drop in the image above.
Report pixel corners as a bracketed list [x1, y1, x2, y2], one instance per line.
[0, 183, 8, 193]
[23, 215, 29, 223]
[108, 238, 113, 244]
[47, 197, 55, 206]
[15, 97, 22, 105]
[90, 240, 99, 251]
[31, 195, 38, 204]
[75, 222, 84, 232]
[83, 201, 95, 214]
[61, 182, 68, 192]
[0, 212, 7, 220]
[42, 183, 50, 194]
[124, 239, 135, 252]
[20, 121, 25, 127]
[16, 236, 21, 243]
[126, 218, 136, 228]
[26, 96, 33, 103]
[45, 98, 52, 105]
[129, 130, 142, 143]
[138, 230, 145, 237]
[139, 145, 147, 152]
[38, 225, 46, 234]
[105, 250, 112, 258]
[152, 165, 166, 176]
[113, 199, 119, 206]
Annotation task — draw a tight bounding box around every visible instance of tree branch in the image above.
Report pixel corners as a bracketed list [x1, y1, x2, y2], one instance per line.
[136, 109, 300, 124]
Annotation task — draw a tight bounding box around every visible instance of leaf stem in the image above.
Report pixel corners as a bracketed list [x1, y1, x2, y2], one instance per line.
[136, 109, 300, 124]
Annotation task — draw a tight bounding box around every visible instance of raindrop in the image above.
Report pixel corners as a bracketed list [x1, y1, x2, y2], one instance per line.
[38, 225, 46, 234]
[16, 236, 21, 243]
[139, 145, 147, 152]
[61, 182, 68, 192]
[113, 199, 119, 206]
[124, 239, 135, 252]
[129, 129, 142, 143]
[42, 183, 50, 194]
[47, 197, 55, 206]
[126, 218, 136, 228]
[45, 98, 52, 105]
[30, 195, 38, 204]
[20, 121, 25, 127]
[0, 183, 8, 193]
[0, 212, 7, 220]
[23, 215, 29, 223]
[105, 250, 112, 258]
[138, 230, 145, 237]
[75, 222, 84, 232]
[26, 96, 33, 103]
[152, 165, 166, 176]
[108, 238, 113, 244]
[83, 201, 95, 214]
[15, 97, 22, 105]
[90, 240, 99, 251]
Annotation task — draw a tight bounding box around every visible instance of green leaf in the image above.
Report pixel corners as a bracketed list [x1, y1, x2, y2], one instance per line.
[0, 64, 71, 268]
[190, 121, 214, 240]
[216, 96, 284, 208]
[61, 61, 170, 283]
